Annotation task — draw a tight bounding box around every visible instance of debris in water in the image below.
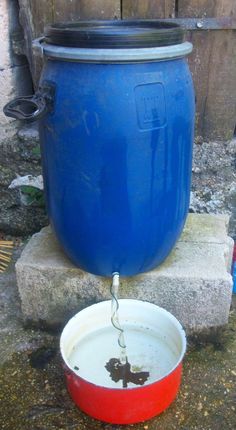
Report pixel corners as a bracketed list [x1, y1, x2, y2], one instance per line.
[74, 365, 79, 371]
[105, 357, 149, 388]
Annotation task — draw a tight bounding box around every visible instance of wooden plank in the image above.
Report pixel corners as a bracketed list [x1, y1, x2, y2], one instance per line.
[28, 0, 54, 36]
[202, 29, 236, 140]
[19, 0, 54, 85]
[122, 0, 175, 19]
[178, 0, 236, 18]
[185, 31, 213, 138]
[53, 0, 121, 21]
[51, 0, 80, 23]
[178, 0, 236, 140]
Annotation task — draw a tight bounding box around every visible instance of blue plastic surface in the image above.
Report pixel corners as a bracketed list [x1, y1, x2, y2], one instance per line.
[233, 263, 236, 294]
[39, 58, 195, 276]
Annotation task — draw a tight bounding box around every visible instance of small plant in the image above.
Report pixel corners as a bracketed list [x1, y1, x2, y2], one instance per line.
[20, 185, 45, 207]
[9, 174, 45, 207]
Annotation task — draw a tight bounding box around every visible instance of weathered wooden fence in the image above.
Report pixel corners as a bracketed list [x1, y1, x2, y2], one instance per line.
[18, 0, 236, 141]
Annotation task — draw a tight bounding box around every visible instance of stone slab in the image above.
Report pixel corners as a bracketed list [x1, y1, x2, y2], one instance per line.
[15, 214, 234, 333]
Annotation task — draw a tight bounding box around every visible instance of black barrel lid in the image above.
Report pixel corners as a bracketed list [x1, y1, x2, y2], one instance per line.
[44, 20, 185, 49]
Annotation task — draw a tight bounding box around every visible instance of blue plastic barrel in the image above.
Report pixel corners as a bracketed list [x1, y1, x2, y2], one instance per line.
[5, 21, 195, 276]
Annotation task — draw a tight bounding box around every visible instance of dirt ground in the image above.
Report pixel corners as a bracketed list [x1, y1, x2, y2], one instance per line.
[0, 245, 236, 430]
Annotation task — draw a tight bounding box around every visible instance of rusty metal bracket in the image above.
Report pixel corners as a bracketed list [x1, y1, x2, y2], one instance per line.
[166, 17, 236, 31]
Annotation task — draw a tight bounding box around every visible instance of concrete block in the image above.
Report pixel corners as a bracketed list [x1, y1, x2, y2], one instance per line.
[16, 214, 234, 333]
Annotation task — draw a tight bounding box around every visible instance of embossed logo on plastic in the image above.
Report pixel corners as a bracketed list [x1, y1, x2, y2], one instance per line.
[135, 83, 166, 130]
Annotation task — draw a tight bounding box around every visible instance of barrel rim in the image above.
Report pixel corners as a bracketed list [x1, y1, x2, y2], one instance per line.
[44, 20, 185, 49]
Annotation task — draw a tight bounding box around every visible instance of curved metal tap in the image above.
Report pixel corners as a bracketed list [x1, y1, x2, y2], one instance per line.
[110, 272, 127, 364]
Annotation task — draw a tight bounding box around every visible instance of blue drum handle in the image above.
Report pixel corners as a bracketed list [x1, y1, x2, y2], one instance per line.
[3, 80, 55, 122]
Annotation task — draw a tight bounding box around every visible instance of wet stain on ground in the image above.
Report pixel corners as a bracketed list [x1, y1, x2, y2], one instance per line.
[29, 346, 57, 369]
[105, 358, 149, 388]
[26, 404, 65, 419]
